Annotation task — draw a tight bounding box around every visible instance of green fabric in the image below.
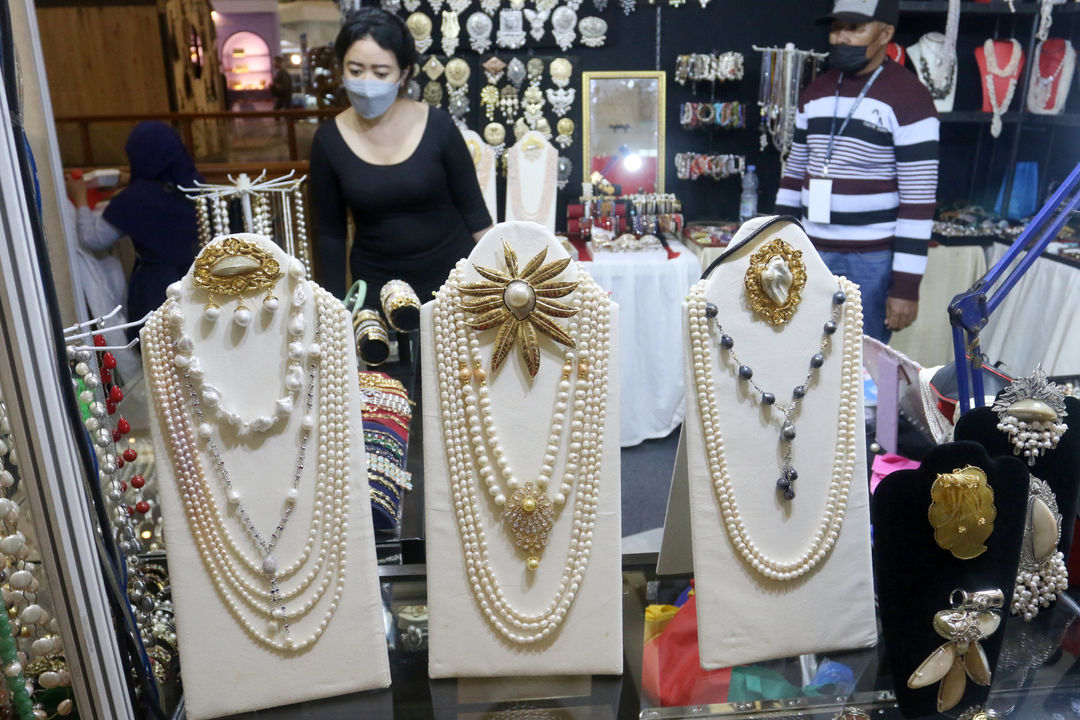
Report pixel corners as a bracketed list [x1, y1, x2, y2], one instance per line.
[728, 665, 821, 703]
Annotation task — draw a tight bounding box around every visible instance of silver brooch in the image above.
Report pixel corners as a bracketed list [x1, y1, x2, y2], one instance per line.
[546, 87, 575, 117]
[506, 57, 527, 88]
[524, 8, 549, 42]
[551, 6, 577, 51]
[557, 155, 572, 190]
[578, 16, 607, 48]
[496, 9, 526, 49]
[992, 364, 1068, 466]
[1013, 475, 1068, 620]
[466, 12, 493, 53]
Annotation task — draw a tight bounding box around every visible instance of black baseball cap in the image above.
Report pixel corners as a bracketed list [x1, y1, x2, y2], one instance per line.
[816, 0, 900, 26]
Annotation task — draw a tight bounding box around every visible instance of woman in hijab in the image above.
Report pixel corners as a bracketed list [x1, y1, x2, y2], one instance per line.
[68, 121, 202, 329]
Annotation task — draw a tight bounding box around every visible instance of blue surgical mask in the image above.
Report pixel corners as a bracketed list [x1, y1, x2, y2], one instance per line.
[343, 77, 400, 119]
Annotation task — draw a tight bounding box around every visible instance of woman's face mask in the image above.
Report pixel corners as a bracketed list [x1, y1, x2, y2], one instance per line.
[343, 77, 401, 119]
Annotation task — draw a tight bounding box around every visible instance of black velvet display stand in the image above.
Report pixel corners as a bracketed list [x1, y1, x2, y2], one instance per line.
[955, 396, 1080, 560]
[872, 441, 1029, 718]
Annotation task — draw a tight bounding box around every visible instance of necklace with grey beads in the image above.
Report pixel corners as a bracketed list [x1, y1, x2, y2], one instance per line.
[705, 287, 848, 500]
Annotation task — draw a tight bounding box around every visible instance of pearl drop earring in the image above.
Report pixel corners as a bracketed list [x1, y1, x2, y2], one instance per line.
[263, 290, 280, 314]
[234, 298, 253, 328]
[203, 295, 221, 322]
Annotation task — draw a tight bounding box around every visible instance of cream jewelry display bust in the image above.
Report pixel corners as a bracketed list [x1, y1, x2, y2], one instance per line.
[909, 33, 957, 112]
[687, 274, 861, 577]
[144, 252, 352, 652]
[432, 244, 611, 641]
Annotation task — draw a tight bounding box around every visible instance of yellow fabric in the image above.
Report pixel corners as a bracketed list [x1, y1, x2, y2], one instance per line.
[644, 604, 680, 644]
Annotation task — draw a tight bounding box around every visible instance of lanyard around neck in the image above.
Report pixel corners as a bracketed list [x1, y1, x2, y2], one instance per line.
[823, 63, 885, 177]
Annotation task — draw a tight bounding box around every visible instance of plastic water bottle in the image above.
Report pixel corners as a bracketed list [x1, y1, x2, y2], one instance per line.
[739, 165, 759, 222]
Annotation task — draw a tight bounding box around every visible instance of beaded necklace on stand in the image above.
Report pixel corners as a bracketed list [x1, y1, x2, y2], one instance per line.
[984, 39, 1022, 139]
[144, 271, 353, 651]
[686, 276, 862, 581]
[433, 249, 611, 643]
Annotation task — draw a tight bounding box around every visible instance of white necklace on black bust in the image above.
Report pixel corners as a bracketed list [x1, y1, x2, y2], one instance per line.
[686, 277, 862, 581]
[145, 279, 353, 651]
[984, 39, 1022, 138]
[433, 255, 611, 643]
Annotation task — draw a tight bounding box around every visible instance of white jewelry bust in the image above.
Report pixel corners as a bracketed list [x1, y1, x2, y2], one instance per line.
[421, 221, 622, 677]
[141, 234, 389, 719]
[679, 217, 876, 668]
[908, 32, 957, 113]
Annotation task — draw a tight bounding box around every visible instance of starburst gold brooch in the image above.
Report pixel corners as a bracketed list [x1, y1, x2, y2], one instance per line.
[460, 241, 579, 376]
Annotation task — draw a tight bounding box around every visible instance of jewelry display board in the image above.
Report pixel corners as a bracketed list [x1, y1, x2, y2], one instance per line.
[421, 221, 622, 677]
[679, 216, 875, 668]
[141, 235, 389, 719]
[504, 131, 558, 232]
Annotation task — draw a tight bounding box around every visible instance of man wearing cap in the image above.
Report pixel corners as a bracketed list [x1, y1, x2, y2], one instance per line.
[775, 0, 939, 343]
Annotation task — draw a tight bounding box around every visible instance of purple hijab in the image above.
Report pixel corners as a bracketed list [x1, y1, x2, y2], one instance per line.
[102, 121, 203, 323]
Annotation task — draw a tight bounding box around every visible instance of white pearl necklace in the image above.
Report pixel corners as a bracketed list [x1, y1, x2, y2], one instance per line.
[686, 277, 861, 581]
[165, 278, 317, 438]
[984, 39, 1022, 138]
[433, 258, 611, 643]
[144, 284, 352, 651]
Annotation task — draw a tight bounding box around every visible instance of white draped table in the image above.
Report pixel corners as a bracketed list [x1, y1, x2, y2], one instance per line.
[583, 241, 701, 446]
[981, 241, 1080, 376]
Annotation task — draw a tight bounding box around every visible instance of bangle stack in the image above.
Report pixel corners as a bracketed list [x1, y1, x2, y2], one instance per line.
[379, 279, 422, 332]
[354, 309, 391, 366]
[680, 101, 746, 129]
[674, 153, 746, 181]
[360, 371, 413, 531]
[674, 51, 745, 85]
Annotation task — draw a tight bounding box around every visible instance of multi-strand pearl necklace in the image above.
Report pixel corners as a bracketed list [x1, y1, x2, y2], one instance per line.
[144, 282, 352, 651]
[686, 277, 861, 581]
[433, 258, 610, 643]
[984, 39, 1022, 138]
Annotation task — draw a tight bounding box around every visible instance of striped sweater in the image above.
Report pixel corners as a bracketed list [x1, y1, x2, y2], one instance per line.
[774, 59, 940, 301]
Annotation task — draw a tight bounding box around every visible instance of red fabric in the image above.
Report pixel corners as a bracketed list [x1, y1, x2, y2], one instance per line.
[642, 595, 732, 707]
[1035, 38, 1068, 111]
[886, 43, 906, 67]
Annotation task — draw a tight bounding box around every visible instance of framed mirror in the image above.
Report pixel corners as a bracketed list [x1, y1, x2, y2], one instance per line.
[581, 71, 666, 194]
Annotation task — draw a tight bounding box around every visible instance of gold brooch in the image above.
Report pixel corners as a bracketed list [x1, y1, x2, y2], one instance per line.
[743, 238, 807, 326]
[194, 236, 280, 296]
[503, 482, 555, 570]
[460, 240, 579, 376]
[929, 465, 996, 560]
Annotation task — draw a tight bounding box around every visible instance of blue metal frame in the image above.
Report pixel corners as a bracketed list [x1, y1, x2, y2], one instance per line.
[949, 163, 1080, 415]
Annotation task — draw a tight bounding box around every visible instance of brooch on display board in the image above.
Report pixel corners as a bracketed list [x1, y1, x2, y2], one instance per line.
[1012, 475, 1068, 620]
[482, 55, 507, 85]
[578, 16, 607, 48]
[552, 6, 577, 51]
[556, 117, 574, 148]
[406, 12, 433, 54]
[908, 589, 1003, 713]
[496, 9, 526, 49]
[467, 11, 493, 53]
[524, 8, 549, 42]
[445, 58, 471, 124]
[441, 11, 461, 56]
[991, 364, 1068, 465]
[193, 236, 282, 326]
[483, 122, 506, 158]
[507, 57, 527, 88]
[460, 240, 579, 376]
[929, 465, 996, 560]
[743, 238, 806, 326]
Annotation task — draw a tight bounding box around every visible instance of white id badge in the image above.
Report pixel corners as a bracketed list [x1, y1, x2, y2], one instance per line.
[807, 178, 833, 224]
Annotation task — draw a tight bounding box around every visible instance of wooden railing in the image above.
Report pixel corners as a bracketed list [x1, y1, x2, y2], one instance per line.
[53, 108, 340, 166]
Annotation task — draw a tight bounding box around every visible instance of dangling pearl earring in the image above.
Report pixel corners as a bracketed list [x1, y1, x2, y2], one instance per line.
[203, 295, 221, 322]
[263, 290, 280, 314]
[234, 298, 253, 328]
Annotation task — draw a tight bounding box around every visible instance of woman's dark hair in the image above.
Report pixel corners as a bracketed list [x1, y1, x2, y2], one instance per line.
[334, 7, 417, 79]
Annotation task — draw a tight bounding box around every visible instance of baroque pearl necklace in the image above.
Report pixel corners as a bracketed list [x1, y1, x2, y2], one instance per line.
[167, 263, 315, 439]
[144, 282, 352, 651]
[687, 277, 862, 581]
[984, 39, 1022, 138]
[433, 257, 611, 642]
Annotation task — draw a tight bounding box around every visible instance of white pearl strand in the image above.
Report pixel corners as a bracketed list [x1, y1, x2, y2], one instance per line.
[433, 260, 610, 642]
[144, 286, 352, 650]
[687, 277, 862, 581]
[168, 268, 313, 439]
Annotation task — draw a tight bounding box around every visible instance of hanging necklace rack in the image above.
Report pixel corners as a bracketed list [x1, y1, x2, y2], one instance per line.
[180, 170, 314, 276]
[753, 44, 827, 163]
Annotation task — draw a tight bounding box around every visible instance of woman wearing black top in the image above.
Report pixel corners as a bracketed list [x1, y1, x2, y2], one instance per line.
[309, 8, 493, 302]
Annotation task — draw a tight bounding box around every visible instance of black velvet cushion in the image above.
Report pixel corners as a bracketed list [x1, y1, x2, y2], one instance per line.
[872, 441, 1029, 718]
[955, 396, 1080, 559]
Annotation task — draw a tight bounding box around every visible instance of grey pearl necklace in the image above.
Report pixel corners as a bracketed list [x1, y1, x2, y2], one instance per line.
[705, 288, 847, 500]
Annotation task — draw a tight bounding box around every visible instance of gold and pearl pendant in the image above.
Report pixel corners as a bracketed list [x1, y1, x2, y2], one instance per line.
[504, 482, 555, 570]
[928, 465, 996, 560]
[743, 237, 807, 326]
[459, 240, 579, 376]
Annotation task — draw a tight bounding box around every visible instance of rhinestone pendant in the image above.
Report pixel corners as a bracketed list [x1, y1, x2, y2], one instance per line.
[262, 554, 278, 578]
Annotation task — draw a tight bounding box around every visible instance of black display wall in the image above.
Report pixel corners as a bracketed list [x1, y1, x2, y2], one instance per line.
[394, 0, 1080, 226]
